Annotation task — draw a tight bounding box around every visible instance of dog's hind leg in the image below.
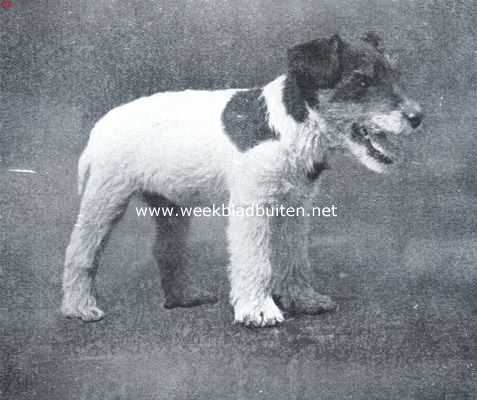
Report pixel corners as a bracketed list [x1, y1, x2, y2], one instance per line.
[61, 167, 134, 321]
[143, 193, 218, 309]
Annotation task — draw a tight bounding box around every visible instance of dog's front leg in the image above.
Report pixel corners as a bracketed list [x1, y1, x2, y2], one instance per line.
[271, 212, 337, 315]
[227, 206, 284, 327]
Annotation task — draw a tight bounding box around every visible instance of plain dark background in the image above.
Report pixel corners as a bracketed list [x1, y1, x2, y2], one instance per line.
[1, 1, 477, 399]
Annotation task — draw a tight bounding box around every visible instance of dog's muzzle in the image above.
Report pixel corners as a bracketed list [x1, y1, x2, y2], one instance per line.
[351, 123, 401, 165]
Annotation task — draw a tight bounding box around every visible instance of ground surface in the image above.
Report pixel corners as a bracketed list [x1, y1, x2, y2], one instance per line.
[1, 1, 477, 399]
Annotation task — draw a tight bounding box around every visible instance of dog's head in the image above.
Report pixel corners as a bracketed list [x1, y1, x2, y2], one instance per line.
[287, 33, 423, 173]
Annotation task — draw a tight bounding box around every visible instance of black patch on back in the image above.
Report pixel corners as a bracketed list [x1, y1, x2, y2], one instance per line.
[222, 89, 276, 151]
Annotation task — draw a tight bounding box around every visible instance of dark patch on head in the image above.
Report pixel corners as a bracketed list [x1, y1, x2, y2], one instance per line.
[330, 36, 401, 106]
[221, 89, 276, 151]
[306, 161, 329, 181]
[285, 34, 344, 122]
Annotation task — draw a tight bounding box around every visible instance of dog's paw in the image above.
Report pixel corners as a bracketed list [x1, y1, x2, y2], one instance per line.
[234, 297, 284, 327]
[273, 286, 337, 315]
[164, 293, 218, 309]
[61, 296, 105, 322]
[164, 287, 218, 309]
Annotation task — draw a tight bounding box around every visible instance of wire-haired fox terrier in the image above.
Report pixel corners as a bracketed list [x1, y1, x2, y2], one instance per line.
[62, 32, 423, 327]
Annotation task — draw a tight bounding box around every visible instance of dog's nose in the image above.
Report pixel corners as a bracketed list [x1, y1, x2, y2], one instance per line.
[400, 98, 423, 129]
[406, 111, 423, 128]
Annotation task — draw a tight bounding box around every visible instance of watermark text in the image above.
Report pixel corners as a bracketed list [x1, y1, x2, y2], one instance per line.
[136, 204, 338, 218]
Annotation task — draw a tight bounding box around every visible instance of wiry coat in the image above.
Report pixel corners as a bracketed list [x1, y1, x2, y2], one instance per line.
[62, 33, 422, 326]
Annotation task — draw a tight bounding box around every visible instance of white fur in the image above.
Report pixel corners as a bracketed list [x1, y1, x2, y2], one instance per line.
[83, 89, 239, 206]
[343, 137, 386, 174]
[62, 76, 338, 325]
[262, 75, 299, 145]
[370, 110, 406, 135]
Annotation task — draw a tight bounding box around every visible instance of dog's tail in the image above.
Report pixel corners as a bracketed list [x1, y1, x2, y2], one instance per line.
[77, 147, 91, 196]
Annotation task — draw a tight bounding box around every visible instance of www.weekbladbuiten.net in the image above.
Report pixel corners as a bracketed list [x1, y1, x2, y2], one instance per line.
[136, 203, 338, 218]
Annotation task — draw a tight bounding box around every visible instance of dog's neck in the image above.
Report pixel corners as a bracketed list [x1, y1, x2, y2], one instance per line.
[262, 75, 300, 143]
[262, 75, 331, 181]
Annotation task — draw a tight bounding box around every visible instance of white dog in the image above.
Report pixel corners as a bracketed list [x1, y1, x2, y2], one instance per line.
[62, 33, 423, 327]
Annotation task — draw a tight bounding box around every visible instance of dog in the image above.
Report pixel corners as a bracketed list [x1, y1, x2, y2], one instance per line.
[61, 32, 423, 327]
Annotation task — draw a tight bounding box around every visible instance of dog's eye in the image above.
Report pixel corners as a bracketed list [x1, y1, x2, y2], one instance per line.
[355, 74, 372, 88]
[360, 79, 370, 88]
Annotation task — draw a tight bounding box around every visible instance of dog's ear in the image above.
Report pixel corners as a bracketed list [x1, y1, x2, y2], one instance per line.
[287, 34, 344, 106]
[361, 31, 384, 52]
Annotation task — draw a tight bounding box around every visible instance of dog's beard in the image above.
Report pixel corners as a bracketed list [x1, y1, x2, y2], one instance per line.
[351, 123, 400, 165]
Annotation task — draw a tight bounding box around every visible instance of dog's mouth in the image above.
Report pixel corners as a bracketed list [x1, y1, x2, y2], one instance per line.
[351, 123, 399, 165]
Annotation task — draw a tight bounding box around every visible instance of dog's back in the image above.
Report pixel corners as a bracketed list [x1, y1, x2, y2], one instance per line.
[80, 87, 242, 203]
